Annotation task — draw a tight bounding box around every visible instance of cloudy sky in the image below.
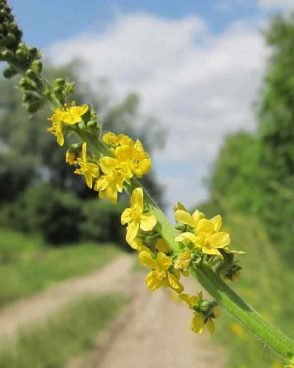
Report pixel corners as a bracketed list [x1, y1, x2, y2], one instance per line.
[10, 0, 293, 213]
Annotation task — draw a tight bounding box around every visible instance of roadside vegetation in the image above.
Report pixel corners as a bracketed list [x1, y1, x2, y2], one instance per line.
[0, 293, 128, 368]
[0, 228, 120, 307]
[210, 213, 293, 368]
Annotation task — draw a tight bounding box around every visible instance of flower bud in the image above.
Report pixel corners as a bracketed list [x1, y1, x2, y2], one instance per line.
[3, 65, 17, 78]
[31, 59, 42, 73]
[86, 120, 97, 129]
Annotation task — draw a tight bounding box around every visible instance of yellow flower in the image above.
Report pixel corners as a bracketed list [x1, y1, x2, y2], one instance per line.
[65, 150, 77, 165]
[139, 249, 183, 293]
[131, 140, 152, 177]
[174, 249, 192, 270]
[179, 292, 220, 334]
[47, 118, 64, 146]
[176, 215, 230, 258]
[51, 103, 88, 125]
[103, 131, 133, 147]
[121, 188, 157, 243]
[94, 157, 125, 203]
[115, 140, 151, 178]
[103, 132, 151, 179]
[74, 143, 99, 189]
[48, 103, 88, 145]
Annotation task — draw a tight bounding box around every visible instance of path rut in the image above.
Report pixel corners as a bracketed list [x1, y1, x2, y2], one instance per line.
[0, 254, 133, 344]
[70, 273, 226, 368]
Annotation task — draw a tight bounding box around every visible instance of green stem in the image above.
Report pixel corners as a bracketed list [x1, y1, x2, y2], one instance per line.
[80, 132, 294, 362]
[193, 265, 294, 361]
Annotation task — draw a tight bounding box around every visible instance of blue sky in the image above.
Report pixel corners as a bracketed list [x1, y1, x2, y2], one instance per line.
[8, 0, 292, 212]
[10, 0, 277, 48]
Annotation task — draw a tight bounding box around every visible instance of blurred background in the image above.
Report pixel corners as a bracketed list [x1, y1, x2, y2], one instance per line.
[0, 1, 293, 367]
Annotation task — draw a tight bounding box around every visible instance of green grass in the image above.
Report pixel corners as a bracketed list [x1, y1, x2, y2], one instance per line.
[214, 213, 293, 368]
[0, 229, 121, 307]
[0, 293, 128, 368]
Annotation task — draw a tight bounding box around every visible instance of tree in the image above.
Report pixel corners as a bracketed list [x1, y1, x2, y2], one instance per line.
[208, 14, 294, 260]
[0, 63, 164, 242]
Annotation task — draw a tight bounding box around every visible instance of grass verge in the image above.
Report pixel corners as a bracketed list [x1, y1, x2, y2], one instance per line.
[213, 213, 293, 368]
[0, 229, 120, 307]
[0, 293, 128, 368]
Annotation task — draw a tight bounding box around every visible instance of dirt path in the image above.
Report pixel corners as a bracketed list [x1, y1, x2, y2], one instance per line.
[70, 273, 226, 368]
[0, 254, 133, 344]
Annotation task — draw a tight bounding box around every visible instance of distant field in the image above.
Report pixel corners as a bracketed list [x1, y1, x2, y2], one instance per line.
[0, 229, 121, 307]
[0, 292, 128, 368]
[214, 213, 293, 368]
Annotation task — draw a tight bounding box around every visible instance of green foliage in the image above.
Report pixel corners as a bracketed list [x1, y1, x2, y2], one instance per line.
[209, 132, 262, 214]
[204, 14, 294, 366]
[0, 293, 128, 368]
[0, 63, 164, 244]
[213, 212, 293, 368]
[8, 183, 83, 244]
[80, 198, 127, 244]
[209, 14, 294, 260]
[0, 228, 120, 307]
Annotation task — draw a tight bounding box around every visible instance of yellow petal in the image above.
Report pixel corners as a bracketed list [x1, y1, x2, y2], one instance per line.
[191, 210, 205, 225]
[95, 176, 108, 191]
[126, 237, 140, 250]
[145, 271, 162, 291]
[175, 232, 197, 244]
[140, 214, 157, 232]
[99, 157, 119, 174]
[127, 238, 149, 252]
[167, 273, 183, 293]
[179, 293, 201, 308]
[175, 210, 195, 227]
[81, 142, 87, 161]
[79, 104, 89, 116]
[155, 238, 170, 253]
[213, 306, 221, 318]
[191, 313, 205, 334]
[174, 249, 191, 269]
[210, 215, 222, 231]
[126, 221, 139, 243]
[206, 319, 215, 335]
[139, 250, 156, 268]
[196, 219, 215, 234]
[57, 131, 64, 146]
[133, 158, 151, 177]
[157, 252, 173, 270]
[104, 186, 118, 204]
[131, 188, 143, 214]
[179, 293, 194, 308]
[103, 131, 116, 145]
[84, 172, 93, 189]
[121, 208, 132, 225]
[64, 104, 88, 124]
[202, 246, 223, 258]
[208, 232, 231, 248]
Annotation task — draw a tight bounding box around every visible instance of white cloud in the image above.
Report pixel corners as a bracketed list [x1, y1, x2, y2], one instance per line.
[48, 13, 267, 213]
[258, 0, 294, 11]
